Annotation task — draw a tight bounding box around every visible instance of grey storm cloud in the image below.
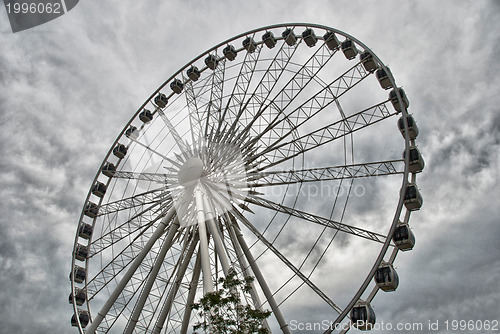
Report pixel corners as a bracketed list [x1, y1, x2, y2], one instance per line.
[0, 0, 499, 333]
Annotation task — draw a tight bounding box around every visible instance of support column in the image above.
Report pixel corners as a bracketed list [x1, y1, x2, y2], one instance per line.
[194, 183, 214, 294]
[230, 216, 292, 334]
[225, 212, 271, 332]
[180, 253, 202, 334]
[203, 195, 231, 274]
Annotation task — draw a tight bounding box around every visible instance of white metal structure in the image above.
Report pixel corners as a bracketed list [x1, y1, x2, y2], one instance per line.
[70, 23, 423, 333]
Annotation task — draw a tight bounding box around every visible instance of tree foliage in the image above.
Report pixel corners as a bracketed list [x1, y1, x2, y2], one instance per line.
[192, 268, 271, 334]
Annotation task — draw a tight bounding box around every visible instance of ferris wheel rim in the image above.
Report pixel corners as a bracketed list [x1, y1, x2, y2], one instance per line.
[69, 22, 420, 334]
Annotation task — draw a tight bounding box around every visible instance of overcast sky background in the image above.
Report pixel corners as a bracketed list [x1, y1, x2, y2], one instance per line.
[0, 1, 499, 333]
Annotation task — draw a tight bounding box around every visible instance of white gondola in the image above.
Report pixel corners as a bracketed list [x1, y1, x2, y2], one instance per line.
[78, 223, 93, 240]
[170, 79, 184, 94]
[101, 162, 116, 178]
[69, 288, 87, 306]
[91, 182, 107, 198]
[360, 51, 378, 72]
[71, 310, 89, 328]
[389, 87, 409, 112]
[242, 37, 257, 53]
[74, 244, 89, 261]
[125, 126, 138, 139]
[113, 143, 127, 159]
[392, 222, 415, 251]
[375, 67, 393, 90]
[262, 31, 277, 48]
[403, 183, 423, 211]
[374, 262, 399, 292]
[323, 31, 340, 51]
[70, 266, 86, 284]
[282, 28, 297, 46]
[223, 45, 237, 61]
[351, 300, 376, 330]
[186, 66, 201, 81]
[84, 202, 99, 218]
[341, 39, 358, 60]
[154, 93, 168, 108]
[139, 109, 153, 123]
[398, 114, 419, 140]
[403, 146, 425, 173]
[204, 54, 219, 70]
[302, 28, 317, 47]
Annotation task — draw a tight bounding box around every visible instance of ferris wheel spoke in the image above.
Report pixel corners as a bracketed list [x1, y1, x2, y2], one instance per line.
[225, 40, 298, 139]
[89, 201, 170, 257]
[86, 227, 154, 301]
[230, 208, 343, 314]
[256, 101, 396, 171]
[240, 42, 336, 142]
[217, 39, 263, 133]
[157, 109, 191, 158]
[111, 170, 176, 184]
[184, 79, 205, 145]
[249, 160, 404, 187]
[127, 133, 172, 161]
[96, 187, 170, 217]
[254, 62, 370, 151]
[84, 208, 177, 334]
[245, 196, 387, 244]
[203, 58, 227, 139]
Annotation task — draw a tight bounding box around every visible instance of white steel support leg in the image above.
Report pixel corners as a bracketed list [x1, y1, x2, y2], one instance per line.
[180, 253, 202, 334]
[225, 213, 270, 332]
[85, 206, 177, 334]
[123, 218, 180, 334]
[230, 218, 292, 334]
[153, 233, 199, 334]
[203, 195, 231, 274]
[194, 183, 214, 294]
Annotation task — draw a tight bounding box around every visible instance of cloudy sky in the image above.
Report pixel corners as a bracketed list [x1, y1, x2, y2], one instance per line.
[1, 1, 499, 333]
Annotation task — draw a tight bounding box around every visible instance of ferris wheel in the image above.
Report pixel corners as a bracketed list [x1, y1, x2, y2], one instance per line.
[69, 23, 424, 333]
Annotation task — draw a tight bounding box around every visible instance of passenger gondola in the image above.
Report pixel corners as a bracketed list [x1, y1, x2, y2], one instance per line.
[375, 67, 393, 89]
[360, 51, 378, 72]
[302, 28, 317, 47]
[374, 262, 399, 292]
[262, 31, 277, 48]
[242, 37, 257, 53]
[389, 87, 409, 112]
[78, 223, 93, 239]
[398, 114, 419, 140]
[351, 300, 376, 330]
[154, 93, 168, 108]
[186, 66, 201, 81]
[403, 146, 425, 173]
[170, 79, 184, 94]
[101, 162, 116, 178]
[71, 310, 89, 328]
[323, 31, 340, 51]
[341, 39, 358, 60]
[282, 28, 297, 46]
[84, 202, 99, 218]
[392, 222, 415, 251]
[113, 143, 127, 159]
[139, 109, 153, 123]
[403, 183, 423, 211]
[204, 54, 219, 70]
[223, 45, 237, 61]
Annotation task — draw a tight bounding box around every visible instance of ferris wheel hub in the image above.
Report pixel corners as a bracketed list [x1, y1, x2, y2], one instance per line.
[177, 157, 204, 186]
